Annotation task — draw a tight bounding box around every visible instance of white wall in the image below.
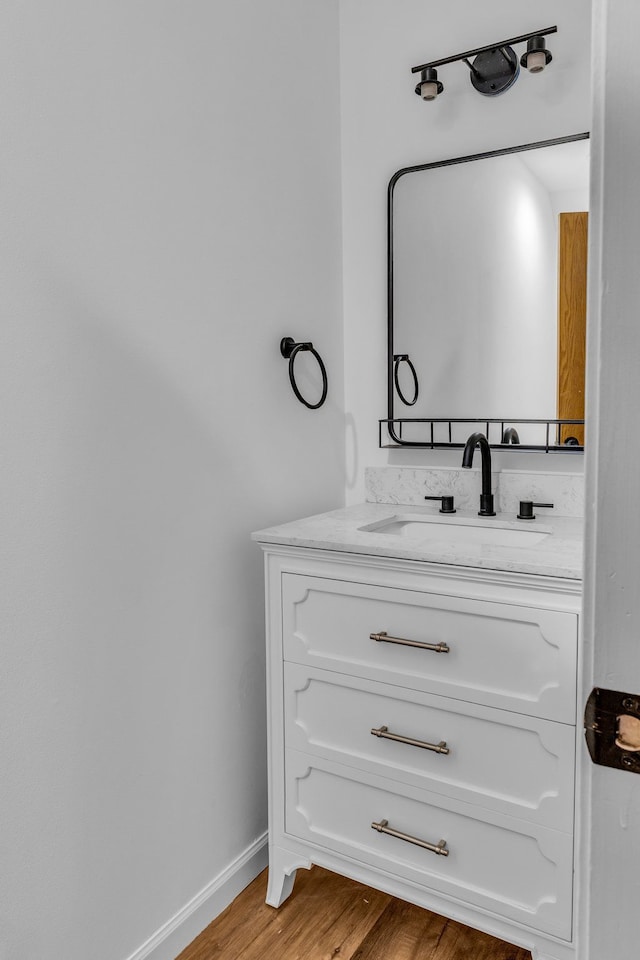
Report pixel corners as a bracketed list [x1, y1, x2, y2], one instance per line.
[582, 1, 640, 956]
[0, 3, 344, 960]
[340, 0, 593, 501]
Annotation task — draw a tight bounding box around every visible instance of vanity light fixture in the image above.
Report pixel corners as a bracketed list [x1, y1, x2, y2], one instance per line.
[413, 25, 556, 101]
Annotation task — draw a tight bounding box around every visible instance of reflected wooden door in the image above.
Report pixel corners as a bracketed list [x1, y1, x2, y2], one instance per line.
[557, 212, 588, 445]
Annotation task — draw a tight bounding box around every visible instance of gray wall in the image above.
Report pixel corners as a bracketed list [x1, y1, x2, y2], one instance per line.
[0, 3, 344, 959]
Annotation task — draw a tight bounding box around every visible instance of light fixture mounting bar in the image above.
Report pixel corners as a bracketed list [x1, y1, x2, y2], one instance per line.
[411, 25, 557, 74]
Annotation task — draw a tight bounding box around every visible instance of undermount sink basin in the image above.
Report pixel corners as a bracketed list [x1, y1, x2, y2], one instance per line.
[359, 514, 551, 547]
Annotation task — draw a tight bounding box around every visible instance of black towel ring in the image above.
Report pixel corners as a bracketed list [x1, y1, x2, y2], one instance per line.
[280, 337, 328, 409]
[393, 354, 419, 406]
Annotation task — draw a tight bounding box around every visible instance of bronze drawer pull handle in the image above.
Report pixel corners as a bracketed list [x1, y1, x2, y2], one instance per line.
[371, 819, 449, 857]
[370, 630, 450, 654]
[370, 725, 450, 755]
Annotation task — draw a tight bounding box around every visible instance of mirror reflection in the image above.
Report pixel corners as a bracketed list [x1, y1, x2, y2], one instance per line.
[390, 136, 589, 448]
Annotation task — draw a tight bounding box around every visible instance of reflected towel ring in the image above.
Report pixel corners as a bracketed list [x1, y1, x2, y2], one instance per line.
[393, 354, 419, 406]
[280, 337, 328, 409]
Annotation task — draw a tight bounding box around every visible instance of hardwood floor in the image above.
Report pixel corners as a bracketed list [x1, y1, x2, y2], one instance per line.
[176, 866, 533, 960]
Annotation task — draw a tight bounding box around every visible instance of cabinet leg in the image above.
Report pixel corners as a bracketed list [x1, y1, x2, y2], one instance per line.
[265, 845, 311, 907]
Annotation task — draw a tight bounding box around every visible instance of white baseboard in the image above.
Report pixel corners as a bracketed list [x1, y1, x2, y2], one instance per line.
[124, 832, 269, 960]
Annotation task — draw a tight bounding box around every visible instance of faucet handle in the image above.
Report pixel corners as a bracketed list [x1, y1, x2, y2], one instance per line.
[517, 500, 554, 520]
[424, 494, 456, 514]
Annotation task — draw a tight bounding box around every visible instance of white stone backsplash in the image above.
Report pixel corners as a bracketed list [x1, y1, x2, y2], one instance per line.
[365, 466, 584, 518]
[497, 470, 584, 518]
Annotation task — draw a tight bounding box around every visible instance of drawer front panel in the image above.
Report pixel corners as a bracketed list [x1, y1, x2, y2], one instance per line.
[285, 664, 575, 832]
[285, 751, 573, 940]
[282, 574, 577, 722]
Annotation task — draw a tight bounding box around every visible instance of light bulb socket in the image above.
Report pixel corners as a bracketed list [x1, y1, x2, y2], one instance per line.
[415, 67, 443, 100]
[520, 36, 553, 72]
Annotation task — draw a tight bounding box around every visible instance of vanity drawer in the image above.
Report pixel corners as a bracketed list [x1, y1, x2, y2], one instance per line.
[285, 664, 575, 832]
[285, 751, 573, 940]
[282, 574, 577, 722]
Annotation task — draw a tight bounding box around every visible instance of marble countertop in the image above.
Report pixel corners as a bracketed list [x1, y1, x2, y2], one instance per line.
[252, 502, 583, 580]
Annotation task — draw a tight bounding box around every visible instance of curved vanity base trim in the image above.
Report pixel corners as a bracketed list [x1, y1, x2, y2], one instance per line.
[265, 845, 311, 907]
[265, 841, 577, 960]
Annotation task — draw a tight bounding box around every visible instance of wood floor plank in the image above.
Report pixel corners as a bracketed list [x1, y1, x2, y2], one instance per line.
[175, 867, 313, 960]
[177, 867, 391, 960]
[350, 897, 449, 959]
[174, 868, 275, 960]
[430, 916, 532, 960]
[176, 865, 533, 960]
[233, 868, 391, 960]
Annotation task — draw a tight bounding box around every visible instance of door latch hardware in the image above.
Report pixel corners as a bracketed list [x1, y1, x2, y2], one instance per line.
[584, 688, 640, 773]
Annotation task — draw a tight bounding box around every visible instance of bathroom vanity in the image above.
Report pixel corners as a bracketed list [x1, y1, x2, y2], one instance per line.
[253, 496, 583, 960]
[252, 123, 589, 960]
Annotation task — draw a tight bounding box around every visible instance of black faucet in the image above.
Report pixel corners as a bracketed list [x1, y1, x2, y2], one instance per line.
[461, 432, 496, 516]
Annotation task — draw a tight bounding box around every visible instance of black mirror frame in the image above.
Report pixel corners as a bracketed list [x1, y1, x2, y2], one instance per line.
[384, 131, 590, 451]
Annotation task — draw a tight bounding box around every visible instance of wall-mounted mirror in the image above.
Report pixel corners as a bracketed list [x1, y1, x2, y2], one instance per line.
[385, 134, 590, 451]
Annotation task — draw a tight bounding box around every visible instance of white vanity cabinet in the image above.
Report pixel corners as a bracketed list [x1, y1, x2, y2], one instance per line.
[259, 544, 582, 960]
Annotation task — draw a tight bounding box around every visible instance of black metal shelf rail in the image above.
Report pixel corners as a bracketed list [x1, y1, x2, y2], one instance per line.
[379, 417, 584, 452]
